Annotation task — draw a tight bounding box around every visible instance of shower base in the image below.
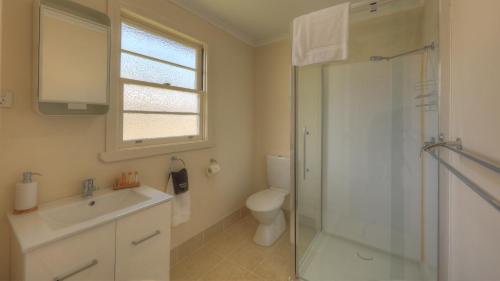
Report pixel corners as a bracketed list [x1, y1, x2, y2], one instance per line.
[299, 232, 436, 281]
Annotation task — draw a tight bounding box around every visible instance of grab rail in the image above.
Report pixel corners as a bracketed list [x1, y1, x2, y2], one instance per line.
[423, 136, 500, 212]
[443, 145, 500, 175]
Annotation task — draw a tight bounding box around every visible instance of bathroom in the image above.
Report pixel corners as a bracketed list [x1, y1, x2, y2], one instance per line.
[1, 0, 500, 281]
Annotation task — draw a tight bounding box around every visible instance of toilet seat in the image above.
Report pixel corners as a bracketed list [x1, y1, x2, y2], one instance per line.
[246, 189, 285, 212]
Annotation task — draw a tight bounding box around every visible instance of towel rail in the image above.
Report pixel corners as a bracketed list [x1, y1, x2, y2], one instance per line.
[423, 137, 500, 212]
[443, 145, 500, 175]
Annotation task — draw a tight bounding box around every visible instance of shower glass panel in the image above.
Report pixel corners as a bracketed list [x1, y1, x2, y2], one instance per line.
[294, 1, 439, 280]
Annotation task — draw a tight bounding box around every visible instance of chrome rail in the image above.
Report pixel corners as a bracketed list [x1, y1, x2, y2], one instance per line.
[423, 137, 500, 212]
[444, 145, 500, 175]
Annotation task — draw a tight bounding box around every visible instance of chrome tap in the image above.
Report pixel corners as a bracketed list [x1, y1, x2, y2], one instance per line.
[82, 178, 96, 198]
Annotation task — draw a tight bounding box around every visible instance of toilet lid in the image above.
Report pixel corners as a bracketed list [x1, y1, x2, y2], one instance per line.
[246, 189, 285, 212]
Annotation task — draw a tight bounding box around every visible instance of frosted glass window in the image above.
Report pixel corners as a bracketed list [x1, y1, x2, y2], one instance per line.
[123, 113, 199, 141]
[121, 52, 196, 89]
[123, 84, 200, 113]
[121, 22, 196, 69]
[119, 17, 205, 144]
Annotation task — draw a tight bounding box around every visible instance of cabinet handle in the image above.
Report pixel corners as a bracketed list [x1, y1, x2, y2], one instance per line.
[131, 230, 161, 246]
[53, 259, 98, 281]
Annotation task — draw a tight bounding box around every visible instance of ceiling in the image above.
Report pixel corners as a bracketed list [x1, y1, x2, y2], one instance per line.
[169, 0, 365, 46]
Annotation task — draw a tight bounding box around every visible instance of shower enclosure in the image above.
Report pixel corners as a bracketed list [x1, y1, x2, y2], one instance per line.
[293, 0, 439, 280]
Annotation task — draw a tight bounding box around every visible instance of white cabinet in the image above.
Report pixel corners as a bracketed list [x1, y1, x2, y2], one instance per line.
[12, 201, 171, 281]
[116, 202, 171, 281]
[25, 223, 115, 281]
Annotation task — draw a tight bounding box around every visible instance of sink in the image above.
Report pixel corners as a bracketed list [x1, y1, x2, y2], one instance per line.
[39, 189, 149, 230]
[8, 185, 172, 253]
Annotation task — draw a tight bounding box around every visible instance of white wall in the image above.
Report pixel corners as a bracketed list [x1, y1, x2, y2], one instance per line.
[442, 0, 500, 280]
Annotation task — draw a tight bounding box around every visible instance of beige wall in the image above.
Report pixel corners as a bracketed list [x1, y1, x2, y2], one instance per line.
[349, 7, 423, 64]
[253, 40, 291, 193]
[0, 0, 256, 279]
[441, 0, 500, 280]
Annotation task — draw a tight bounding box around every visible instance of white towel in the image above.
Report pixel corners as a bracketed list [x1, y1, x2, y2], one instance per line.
[292, 3, 350, 66]
[172, 191, 191, 227]
[167, 178, 191, 227]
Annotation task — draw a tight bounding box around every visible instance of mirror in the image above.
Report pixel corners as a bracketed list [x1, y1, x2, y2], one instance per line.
[34, 0, 111, 115]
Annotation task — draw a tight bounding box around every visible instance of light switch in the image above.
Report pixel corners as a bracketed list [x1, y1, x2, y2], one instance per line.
[0, 91, 13, 108]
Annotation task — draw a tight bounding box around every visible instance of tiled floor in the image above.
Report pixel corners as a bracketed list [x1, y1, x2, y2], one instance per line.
[171, 215, 292, 281]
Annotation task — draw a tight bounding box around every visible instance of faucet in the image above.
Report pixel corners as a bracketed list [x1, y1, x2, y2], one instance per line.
[82, 178, 97, 198]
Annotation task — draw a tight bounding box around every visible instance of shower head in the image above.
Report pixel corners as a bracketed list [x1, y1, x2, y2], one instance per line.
[370, 56, 388, 61]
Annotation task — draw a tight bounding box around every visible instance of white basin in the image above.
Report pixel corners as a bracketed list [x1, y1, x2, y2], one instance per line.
[8, 186, 173, 253]
[39, 189, 149, 229]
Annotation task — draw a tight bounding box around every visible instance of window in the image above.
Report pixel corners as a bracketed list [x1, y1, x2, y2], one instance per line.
[119, 18, 205, 145]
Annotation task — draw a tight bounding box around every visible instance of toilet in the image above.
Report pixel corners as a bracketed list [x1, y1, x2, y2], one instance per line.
[246, 155, 290, 246]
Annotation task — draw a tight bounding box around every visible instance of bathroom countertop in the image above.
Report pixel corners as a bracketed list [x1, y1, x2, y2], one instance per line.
[7, 186, 173, 253]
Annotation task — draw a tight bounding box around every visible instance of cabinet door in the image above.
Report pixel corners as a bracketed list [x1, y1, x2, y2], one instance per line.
[25, 223, 115, 281]
[115, 202, 171, 281]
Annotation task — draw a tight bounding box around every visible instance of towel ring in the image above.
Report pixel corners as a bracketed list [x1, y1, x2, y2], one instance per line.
[170, 156, 186, 172]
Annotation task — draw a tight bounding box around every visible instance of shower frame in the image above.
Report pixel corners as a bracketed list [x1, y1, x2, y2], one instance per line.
[289, 2, 443, 280]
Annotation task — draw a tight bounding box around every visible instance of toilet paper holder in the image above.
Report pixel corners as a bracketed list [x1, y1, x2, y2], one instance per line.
[207, 158, 221, 177]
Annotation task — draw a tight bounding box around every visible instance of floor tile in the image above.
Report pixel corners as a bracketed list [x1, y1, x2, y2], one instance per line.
[199, 260, 261, 281]
[204, 230, 248, 257]
[252, 252, 291, 281]
[228, 241, 269, 271]
[171, 215, 292, 281]
[172, 246, 224, 280]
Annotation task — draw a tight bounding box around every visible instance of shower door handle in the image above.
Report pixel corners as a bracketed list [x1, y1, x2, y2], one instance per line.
[303, 127, 310, 180]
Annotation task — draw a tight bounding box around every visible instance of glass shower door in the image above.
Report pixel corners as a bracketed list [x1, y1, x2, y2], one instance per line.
[295, 65, 323, 268]
[293, 1, 439, 280]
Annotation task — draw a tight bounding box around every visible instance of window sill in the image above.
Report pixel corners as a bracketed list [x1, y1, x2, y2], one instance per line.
[99, 139, 214, 162]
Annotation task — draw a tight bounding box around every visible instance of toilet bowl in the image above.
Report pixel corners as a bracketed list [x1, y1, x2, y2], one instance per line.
[246, 155, 290, 246]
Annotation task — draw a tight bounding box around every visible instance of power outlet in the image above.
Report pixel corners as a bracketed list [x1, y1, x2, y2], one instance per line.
[0, 91, 13, 108]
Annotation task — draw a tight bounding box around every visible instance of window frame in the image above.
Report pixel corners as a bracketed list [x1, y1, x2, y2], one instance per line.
[119, 17, 205, 147]
[101, 8, 212, 162]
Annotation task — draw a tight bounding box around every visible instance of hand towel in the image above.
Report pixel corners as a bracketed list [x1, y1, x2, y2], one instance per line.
[172, 191, 191, 227]
[292, 2, 350, 66]
[172, 168, 189, 195]
[167, 172, 191, 226]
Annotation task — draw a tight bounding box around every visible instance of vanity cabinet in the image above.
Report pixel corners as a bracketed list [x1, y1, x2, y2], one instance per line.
[115, 202, 171, 281]
[11, 201, 171, 281]
[24, 223, 115, 281]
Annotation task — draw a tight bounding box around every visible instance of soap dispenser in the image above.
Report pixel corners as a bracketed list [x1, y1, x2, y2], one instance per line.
[14, 172, 41, 214]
